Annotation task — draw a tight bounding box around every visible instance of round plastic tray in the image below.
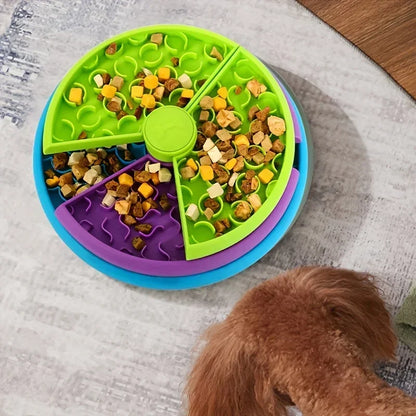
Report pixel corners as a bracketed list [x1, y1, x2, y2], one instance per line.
[33, 66, 312, 290]
[41, 25, 296, 262]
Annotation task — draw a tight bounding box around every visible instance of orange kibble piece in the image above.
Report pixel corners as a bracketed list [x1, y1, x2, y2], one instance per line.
[200, 165, 214, 181]
[157, 67, 170, 82]
[258, 168, 274, 184]
[186, 158, 198, 171]
[101, 84, 117, 99]
[142, 201, 152, 212]
[234, 134, 250, 147]
[138, 182, 154, 198]
[131, 85, 144, 99]
[144, 74, 159, 89]
[150, 172, 160, 185]
[181, 89, 194, 99]
[225, 158, 237, 170]
[213, 96, 227, 112]
[118, 173, 133, 187]
[69, 87, 83, 105]
[217, 86, 228, 99]
[140, 94, 156, 109]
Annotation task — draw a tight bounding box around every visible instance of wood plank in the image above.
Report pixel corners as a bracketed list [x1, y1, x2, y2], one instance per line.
[297, 0, 416, 99]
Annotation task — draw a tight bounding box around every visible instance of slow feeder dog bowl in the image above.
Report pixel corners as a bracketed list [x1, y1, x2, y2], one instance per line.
[34, 25, 312, 289]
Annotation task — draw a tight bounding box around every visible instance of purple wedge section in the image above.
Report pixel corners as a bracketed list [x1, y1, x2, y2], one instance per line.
[56, 165, 299, 276]
[56, 154, 186, 263]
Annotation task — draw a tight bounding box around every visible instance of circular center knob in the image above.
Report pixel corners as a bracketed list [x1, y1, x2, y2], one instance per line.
[143, 106, 197, 162]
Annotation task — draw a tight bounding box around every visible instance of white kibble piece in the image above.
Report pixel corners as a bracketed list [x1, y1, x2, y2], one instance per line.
[142, 67, 152, 76]
[186, 203, 199, 222]
[117, 144, 128, 150]
[203, 138, 215, 152]
[148, 163, 161, 173]
[203, 207, 214, 220]
[144, 161, 150, 172]
[247, 193, 262, 212]
[178, 73, 192, 89]
[228, 172, 239, 187]
[158, 167, 172, 183]
[95, 175, 105, 184]
[91, 165, 102, 174]
[207, 182, 224, 198]
[83, 168, 98, 185]
[208, 146, 222, 163]
[93, 74, 103, 88]
[102, 192, 116, 207]
[253, 131, 264, 145]
[68, 151, 85, 166]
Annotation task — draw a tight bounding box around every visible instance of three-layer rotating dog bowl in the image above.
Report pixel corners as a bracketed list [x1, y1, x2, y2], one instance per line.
[33, 25, 313, 290]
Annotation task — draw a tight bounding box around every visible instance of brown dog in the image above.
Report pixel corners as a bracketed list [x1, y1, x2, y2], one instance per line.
[186, 267, 416, 415]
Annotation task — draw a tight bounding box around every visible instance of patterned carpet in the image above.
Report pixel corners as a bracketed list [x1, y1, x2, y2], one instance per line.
[0, 1, 414, 415]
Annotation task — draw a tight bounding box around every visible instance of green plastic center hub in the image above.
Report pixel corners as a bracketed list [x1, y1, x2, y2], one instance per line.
[143, 106, 197, 162]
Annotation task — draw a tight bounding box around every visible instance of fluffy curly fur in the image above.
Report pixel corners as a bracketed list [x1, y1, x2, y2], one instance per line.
[186, 267, 416, 416]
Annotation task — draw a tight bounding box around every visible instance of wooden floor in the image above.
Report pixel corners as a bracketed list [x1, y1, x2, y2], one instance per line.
[297, 0, 416, 99]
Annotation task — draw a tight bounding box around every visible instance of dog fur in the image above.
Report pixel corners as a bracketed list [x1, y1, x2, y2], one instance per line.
[186, 267, 416, 415]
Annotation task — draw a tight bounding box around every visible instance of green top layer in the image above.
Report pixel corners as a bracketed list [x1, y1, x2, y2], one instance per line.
[43, 25, 238, 154]
[43, 25, 294, 261]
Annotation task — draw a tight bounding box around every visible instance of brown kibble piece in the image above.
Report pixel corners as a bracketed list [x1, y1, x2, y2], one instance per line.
[150, 33, 163, 45]
[261, 135, 273, 152]
[199, 155, 211, 166]
[233, 156, 245, 172]
[204, 198, 220, 212]
[177, 97, 189, 108]
[214, 220, 226, 233]
[159, 193, 171, 211]
[107, 97, 122, 112]
[197, 79, 207, 87]
[134, 106, 143, 120]
[237, 145, 248, 157]
[234, 201, 252, 220]
[216, 140, 232, 152]
[200, 96, 214, 110]
[131, 202, 144, 218]
[164, 78, 180, 93]
[145, 198, 159, 210]
[194, 134, 206, 151]
[105, 43, 117, 55]
[115, 184, 130, 198]
[252, 152, 265, 165]
[124, 150, 133, 161]
[58, 172, 73, 187]
[246, 79, 267, 97]
[210, 46, 223, 61]
[105, 180, 118, 191]
[44, 169, 55, 179]
[252, 131, 265, 145]
[53, 153, 68, 170]
[128, 191, 138, 204]
[97, 93, 104, 101]
[255, 106, 270, 122]
[102, 73, 111, 84]
[115, 199, 131, 215]
[71, 164, 88, 181]
[229, 117, 242, 130]
[134, 170, 151, 183]
[123, 215, 137, 226]
[216, 129, 232, 142]
[201, 121, 218, 138]
[117, 110, 128, 120]
[250, 119, 264, 134]
[199, 110, 209, 122]
[235, 86, 242, 95]
[264, 150, 276, 163]
[248, 105, 260, 121]
[272, 139, 285, 153]
[135, 223, 152, 233]
[213, 164, 230, 184]
[170, 57, 179, 67]
[180, 166, 196, 179]
[241, 179, 252, 194]
[132, 236, 146, 251]
[246, 170, 256, 180]
[78, 131, 87, 140]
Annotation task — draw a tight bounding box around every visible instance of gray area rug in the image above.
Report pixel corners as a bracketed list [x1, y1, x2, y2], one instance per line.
[0, 0, 415, 414]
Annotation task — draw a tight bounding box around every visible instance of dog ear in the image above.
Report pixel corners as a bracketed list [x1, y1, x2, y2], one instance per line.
[295, 267, 397, 363]
[186, 320, 288, 416]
